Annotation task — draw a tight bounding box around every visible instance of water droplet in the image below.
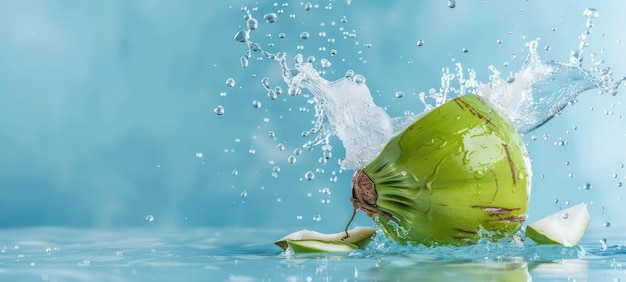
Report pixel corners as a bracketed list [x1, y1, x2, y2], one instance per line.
[294, 148, 302, 155]
[278, 32, 286, 39]
[276, 143, 285, 151]
[344, 69, 354, 79]
[560, 213, 569, 219]
[300, 32, 310, 40]
[288, 85, 301, 96]
[554, 198, 559, 204]
[506, 75, 515, 83]
[323, 151, 332, 159]
[320, 58, 332, 68]
[226, 78, 236, 87]
[272, 166, 281, 173]
[496, 39, 502, 44]
[145, 215, 154, 222]
[395, 91, 404, 98]
[195, 152, 203, 158]
[261, 77, 270, 89]
[232, 170, 239, 176]
[600, 238, 607, 251]
[240, 56, 249, 68]
[287, 155, 297, 164]
[304, 171, 315, 180]
[583, 8, 599, 18]
[241, 191, 248, 198]
[569, 50, 583, 65]
[604, 222, 611, 227]
[448, 0, 456, 8]
[246, 18, 258, 30]
[416, 40, 424, 47]
[583, 182, 592, 190]
[264, 13, 278, 23]
[462, 47, 469, 53]
[268, 131, 276, 138]
[353, 74, 366, 84]
[304, 2, 312, 11]
[252, 100, 262, 109]
[234, 30, 249, 43]
[214, 105, 225, 115]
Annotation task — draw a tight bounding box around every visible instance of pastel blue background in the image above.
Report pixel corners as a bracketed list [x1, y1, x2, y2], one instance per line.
[1, 0, 625, 238]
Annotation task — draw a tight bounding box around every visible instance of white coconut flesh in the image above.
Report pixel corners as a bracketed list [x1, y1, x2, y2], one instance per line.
[274, 226, 376, 253]
[526, 202, 590, 247]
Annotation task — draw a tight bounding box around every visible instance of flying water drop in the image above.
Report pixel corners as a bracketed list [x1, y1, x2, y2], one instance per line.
[304, 171, 315, 180]
[264, 13, 278, 23]
[320, 58, 332, 69]
[234, 30, 249, 43]
[246, 18, 259, 30]
[226, 78, 236, 87]
[214, 105, 225, 116]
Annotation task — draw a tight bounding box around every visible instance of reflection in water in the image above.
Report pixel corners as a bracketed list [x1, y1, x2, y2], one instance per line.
[368, 257, 531, 281]
[530, 259, 589, 281]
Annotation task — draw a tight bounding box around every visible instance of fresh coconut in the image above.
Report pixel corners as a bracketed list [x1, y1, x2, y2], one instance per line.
[525, 202, 590, 247]
[275, 226, 376, 253]
[345, 94, 532, 246]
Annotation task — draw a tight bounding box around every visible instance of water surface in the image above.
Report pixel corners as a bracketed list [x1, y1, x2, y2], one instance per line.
[1, 227, 625, 281]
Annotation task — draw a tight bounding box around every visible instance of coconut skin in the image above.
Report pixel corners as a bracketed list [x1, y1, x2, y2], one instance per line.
[350, 94, 531, 246]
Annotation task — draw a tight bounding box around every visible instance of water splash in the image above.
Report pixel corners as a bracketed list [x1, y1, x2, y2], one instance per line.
[479, 39, 606, 134]
[351, 229, 583, 262]
[234, 8, 624, 170]
[276, 54, 394, 170]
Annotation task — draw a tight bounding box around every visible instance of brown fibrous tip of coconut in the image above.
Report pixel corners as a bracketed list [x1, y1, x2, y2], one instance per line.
[342, 170, 397, 240]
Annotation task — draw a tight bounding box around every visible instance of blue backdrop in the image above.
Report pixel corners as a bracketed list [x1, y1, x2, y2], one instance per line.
[1, 1, 625, 238]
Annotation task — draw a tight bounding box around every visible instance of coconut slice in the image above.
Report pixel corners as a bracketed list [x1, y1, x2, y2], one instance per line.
[525, 203, 590, 247]
[274, 226, 376, 253]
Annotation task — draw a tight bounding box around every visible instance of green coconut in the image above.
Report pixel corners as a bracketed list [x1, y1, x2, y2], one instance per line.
[345, 94, 532, 246]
